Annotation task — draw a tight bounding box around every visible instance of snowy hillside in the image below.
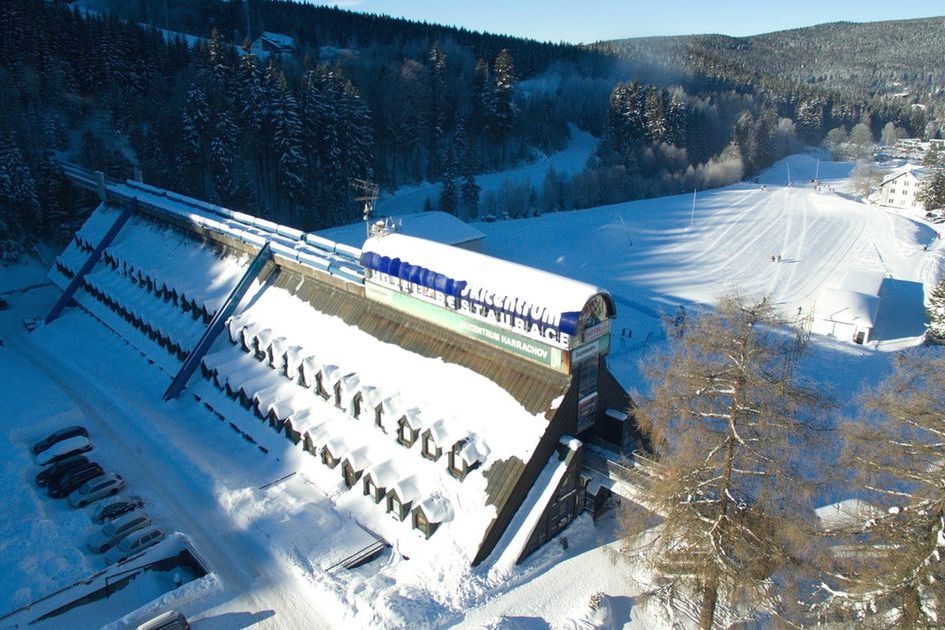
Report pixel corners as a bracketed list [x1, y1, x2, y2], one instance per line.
[375, 124, 598, 217]
[476, 152, 942, 389]
[0, 152, 942, 628]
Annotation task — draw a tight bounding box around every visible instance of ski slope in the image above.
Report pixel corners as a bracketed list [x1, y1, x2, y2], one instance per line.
[477, 153, 941, 384]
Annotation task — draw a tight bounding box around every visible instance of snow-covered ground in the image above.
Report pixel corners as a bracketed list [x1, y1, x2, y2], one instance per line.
[375, 124, 597, 217]
[475, 153, 942, 390]
[0, 151, 941, 628]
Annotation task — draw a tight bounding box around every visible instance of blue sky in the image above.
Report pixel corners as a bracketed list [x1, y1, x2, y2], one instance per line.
[306, 1, 944, 43]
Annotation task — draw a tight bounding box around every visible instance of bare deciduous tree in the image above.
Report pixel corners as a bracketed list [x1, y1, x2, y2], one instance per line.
[819, 351, 945, 627]
[633, 295, 828, 629]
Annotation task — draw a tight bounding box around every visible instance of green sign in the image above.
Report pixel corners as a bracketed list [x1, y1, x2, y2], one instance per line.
[365, 281, 564, 370]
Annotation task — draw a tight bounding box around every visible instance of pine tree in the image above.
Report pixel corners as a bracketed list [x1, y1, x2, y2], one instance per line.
[819, 350, 945, 626]
[634, 295, 828, 629]
[490, 49, 517, 151]
[209, 111, 237, 203]
[917, 165, 945, 212]
[925, 278, 945, 343]
[235, 39, 263, 133]
[178, 83, 210, 194]
[643, 87, 667, 144]
[427, 41, 448, 167]
[471, 58, 490, 136]
[0, 132, 40, 230]
[271, 77, 306, 214]
[439, 142, 457, 215]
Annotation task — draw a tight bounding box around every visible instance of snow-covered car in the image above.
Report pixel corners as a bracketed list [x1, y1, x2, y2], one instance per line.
[34, 435, 92, 466]
[31, 425, 89, 455]
[93, 495, 145, 523]
[105, 527, 165, 564]
[68, 473, 125, 508]
[47, 464, 103, 498]
[136, 610, 190, 630]
[87, 510, 151, 553]
[35, 454, 89, 486]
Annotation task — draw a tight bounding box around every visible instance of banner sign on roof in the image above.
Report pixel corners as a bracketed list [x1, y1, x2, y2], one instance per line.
[360, 252, 581, 350]
[365, 282, 565, 370]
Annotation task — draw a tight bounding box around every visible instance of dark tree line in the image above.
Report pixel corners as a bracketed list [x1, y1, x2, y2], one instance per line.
[2, 0, 942, 258]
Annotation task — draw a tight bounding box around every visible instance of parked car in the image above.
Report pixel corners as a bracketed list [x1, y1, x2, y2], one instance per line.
[44, 459, 99, 491]
[35, 435, 92, 466]
[48, 464, 103, 498]
[31, 426, 89, 455]
[137, 610, 189, 630]
[35, 454, 89, 486]
[87, 510, 151, 553]
[105, 527, 165, 564]
[68, 473, 125, 508]
[93, 495, 145, 523]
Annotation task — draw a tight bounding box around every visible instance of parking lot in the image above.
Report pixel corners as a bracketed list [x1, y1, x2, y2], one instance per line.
[0, 281, 334, 628]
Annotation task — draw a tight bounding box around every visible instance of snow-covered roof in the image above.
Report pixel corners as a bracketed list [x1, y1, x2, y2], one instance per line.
[814, 288, 880, 327]
[360, 232, 614, 336]
[259, 31, 294, 48]
[417, 495, 452, 523]
[365, 460, 400, 488]
[316, 212, 486, 250]
[389, 476, 424, 504]
[841, 270, 884, 298]
[880, 164, 927, 187]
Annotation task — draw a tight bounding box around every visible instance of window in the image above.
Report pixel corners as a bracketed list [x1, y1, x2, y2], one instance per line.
[388, 494, 403, 519]
[363, 477, 376, 498]
[422, 433, 441, 461]
[397, 418, 416, 447]
[375, 406, 385, 431]
[448, 442, 469, 480]
[577, 357, 598, 400]
[320, 447, 338, 468]
[334, 382, 342, 408]
[316, 373, 329, 400]
[342, 462, 358, 488]
[352, 393, 362, 418]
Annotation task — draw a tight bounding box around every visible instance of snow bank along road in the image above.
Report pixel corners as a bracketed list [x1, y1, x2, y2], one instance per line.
[1, 294, 332, 628]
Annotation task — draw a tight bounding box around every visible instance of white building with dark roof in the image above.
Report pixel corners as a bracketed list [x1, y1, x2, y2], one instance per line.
[878, 164, 927, 211]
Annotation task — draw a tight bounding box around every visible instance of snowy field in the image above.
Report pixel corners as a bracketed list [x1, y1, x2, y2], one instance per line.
[0, 152, 941, 628]
[375, 124, 598, 217]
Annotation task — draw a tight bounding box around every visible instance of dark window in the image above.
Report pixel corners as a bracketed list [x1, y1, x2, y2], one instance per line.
[388, 494, 403, 519]
[334, 382, 342, 407]
[422, 434, 441, 461]
[352, 393, 362, 418]
[397, 419, 415, 447]
[577, 357, 598, 400]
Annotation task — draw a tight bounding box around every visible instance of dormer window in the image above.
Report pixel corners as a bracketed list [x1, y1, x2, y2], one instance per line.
[352, 392, 362, 418]
[316, 372, 329, 399]
[342, 460, 360, 488]
[320, 446, 339, 468]
[387, 493, 406, 520]
[397, 417, 417, 448]
[334, 382, 343, 408]
[448, 441, 471, 481]
[375, 406, 384, 430]
[421, 431, 442, 461]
